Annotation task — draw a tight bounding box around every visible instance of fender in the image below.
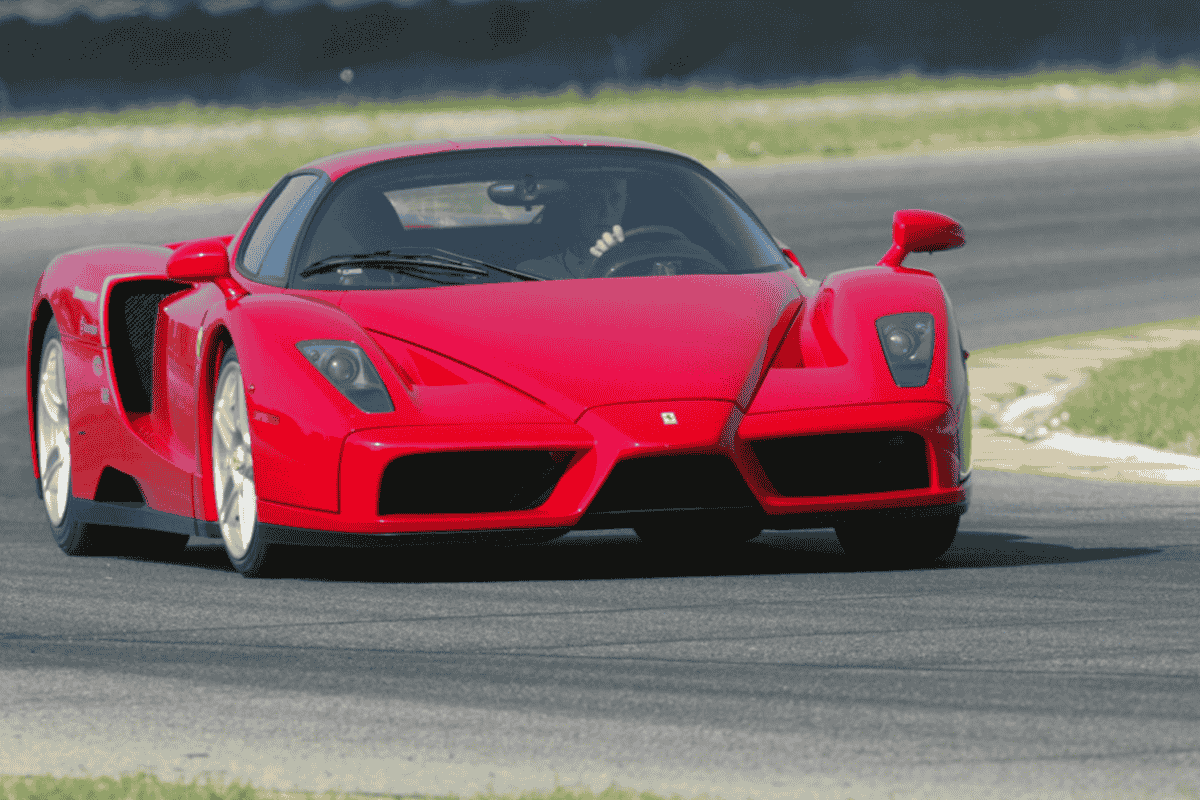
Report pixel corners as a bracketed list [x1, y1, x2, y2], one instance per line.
[37, 246, 170, 345]
[196, 293, 569, 520]
[749, 266, 954, 414]
[199, 293, 405, 515]
[27, 246, 173, 501]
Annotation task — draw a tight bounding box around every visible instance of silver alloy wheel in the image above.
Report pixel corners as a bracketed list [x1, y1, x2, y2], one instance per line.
[212, 358, 257, 559]
[36, 337, 70, 526]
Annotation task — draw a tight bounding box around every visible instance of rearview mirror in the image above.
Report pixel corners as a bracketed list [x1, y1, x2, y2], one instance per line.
[488, 176, 569, 206]
[166, 237, 231, 281]
[878, 209, 965, 269]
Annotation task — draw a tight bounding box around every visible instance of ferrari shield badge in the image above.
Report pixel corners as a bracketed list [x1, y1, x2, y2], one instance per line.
[661, 412, 678, 425]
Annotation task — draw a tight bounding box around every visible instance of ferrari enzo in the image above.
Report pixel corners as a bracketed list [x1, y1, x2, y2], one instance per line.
[27, 135, 971, 576]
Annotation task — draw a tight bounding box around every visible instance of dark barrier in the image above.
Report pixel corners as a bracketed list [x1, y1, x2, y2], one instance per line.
[1, 0, 1198, 113]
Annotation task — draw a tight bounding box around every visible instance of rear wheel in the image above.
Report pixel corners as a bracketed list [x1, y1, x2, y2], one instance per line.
[212, 346, 271, 577]
[36, 319, 101, 555]
[835, 514, 959, 569]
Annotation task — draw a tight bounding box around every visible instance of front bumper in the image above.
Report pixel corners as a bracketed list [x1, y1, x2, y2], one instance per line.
[249, 399, 969, 537]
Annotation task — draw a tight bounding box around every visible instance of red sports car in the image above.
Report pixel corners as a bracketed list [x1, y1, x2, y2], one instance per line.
[27, 135, 970, 576]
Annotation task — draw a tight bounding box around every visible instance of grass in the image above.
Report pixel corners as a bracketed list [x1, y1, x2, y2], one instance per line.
[1059, 342, 1200, 455]
[4, 62, 1198, 133]
[1, 141, 332, 209]
[4, 63, 1200, 212]
[0, 774, 700, 800]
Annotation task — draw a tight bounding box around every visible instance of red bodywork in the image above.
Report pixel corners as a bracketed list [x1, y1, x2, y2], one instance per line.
[26, 136, 970, 546]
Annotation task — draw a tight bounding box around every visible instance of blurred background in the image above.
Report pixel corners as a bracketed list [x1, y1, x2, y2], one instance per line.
[3, 0, 1199, 213]
[1, 0, 1198, 113]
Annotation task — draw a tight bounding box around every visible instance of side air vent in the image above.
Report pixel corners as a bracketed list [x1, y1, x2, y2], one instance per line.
[751, 431, 928, 497]
[378, 450, 574, 515]
[107, 281, 186, 413]
[587, 454, 759, 514]
[94, 466, 146, 506]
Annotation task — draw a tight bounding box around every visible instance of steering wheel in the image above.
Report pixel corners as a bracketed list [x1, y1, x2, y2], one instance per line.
[585, 225, 725, 279]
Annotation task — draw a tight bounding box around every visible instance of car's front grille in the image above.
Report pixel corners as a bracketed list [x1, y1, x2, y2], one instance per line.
[586, 453, 759, 513]
[378, 450, 573, 515]
[751, 431, 928, 497]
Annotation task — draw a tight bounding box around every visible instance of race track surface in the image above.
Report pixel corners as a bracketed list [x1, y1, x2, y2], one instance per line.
[2, 137, 1198, 799]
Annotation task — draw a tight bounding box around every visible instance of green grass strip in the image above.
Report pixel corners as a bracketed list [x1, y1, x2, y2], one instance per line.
[6, 100, 1197, 212]
[5, 63, 1200, 213]
[967, 314, 1200, 453]
[1, 140, 334, 209]
[0, 774, 704, 800]
[5, 62, 1199, 133]
[1059, 341, 1200, 455]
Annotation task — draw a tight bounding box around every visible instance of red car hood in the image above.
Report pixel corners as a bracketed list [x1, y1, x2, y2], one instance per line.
[339, 273, 802, 421]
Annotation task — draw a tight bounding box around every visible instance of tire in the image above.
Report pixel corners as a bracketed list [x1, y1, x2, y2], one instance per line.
[635, 518, 762, 549]
[211, 346, 272, 577]
[835, 513, 959, 569]
[36, 319, 103, 555]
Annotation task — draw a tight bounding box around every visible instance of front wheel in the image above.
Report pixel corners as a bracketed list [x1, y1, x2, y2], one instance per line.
[835, 514, 959, 569]
[212, 346, 271, 577]
[36, 318, 102, 555]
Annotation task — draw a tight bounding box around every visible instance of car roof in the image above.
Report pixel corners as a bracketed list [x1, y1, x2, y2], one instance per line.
[302, 134, 695, 181]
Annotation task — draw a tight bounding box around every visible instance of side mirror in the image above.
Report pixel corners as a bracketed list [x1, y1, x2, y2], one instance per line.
[166, 237, 231, 281]
[877, 209, 965, 269]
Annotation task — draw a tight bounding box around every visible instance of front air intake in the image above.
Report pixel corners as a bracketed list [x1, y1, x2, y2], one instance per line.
[93, 466, 146, 506]
[751, 431, 928, 497]
[378, 450, 573, 515]
[587, 454, 759, 513]
[107, 281, 186, 413]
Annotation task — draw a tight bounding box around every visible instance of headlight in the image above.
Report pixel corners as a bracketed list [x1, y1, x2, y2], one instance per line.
[875, 312, 935, 387]
[298, 340, 394, 413]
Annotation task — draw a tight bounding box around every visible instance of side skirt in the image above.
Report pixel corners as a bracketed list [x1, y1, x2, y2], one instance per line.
[71, 500, 574, 548]
[72, 498, 199, 537]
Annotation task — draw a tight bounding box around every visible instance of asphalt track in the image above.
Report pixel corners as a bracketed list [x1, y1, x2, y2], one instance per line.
[2, 137, 1199, 799]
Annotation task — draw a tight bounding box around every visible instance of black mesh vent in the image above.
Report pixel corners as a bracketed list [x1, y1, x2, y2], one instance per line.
[93, 466, 146, 506]
[751, 431, 928, 497]
[107, 282, 184, 413]
[587, 454, 758, 513]
[378, 450, 574, 515]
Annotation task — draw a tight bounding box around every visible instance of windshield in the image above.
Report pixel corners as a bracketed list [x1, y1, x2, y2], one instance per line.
[291, 147, 788, 290]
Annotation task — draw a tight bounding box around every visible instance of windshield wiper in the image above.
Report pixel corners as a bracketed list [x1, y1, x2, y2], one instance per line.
[301, 252, 487, 278]
[300, 249, 542, 281]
